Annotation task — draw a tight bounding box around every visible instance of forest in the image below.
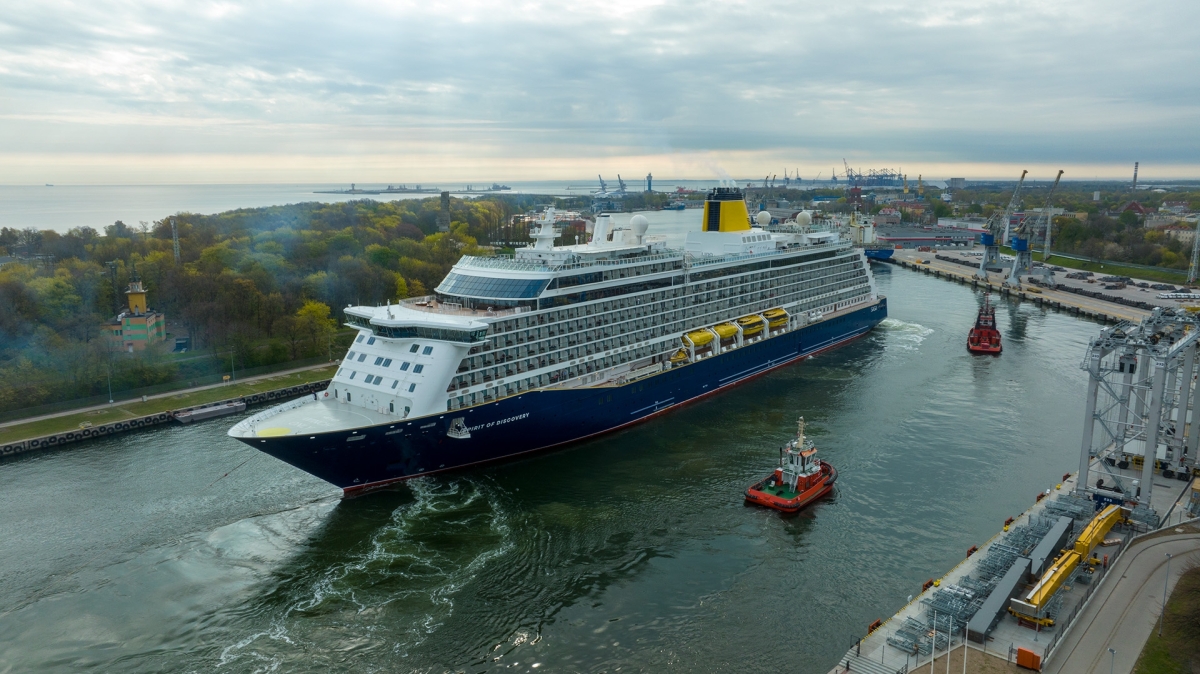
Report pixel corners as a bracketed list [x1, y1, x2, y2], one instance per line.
[0, 195, 541, 413]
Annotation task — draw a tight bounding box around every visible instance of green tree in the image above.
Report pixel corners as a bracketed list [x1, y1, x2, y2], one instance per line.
[296, 300, 337, 356]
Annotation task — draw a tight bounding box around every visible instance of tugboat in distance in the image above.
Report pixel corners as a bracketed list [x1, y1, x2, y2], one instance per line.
[744, 417, 837, 513]
[967, 292, 1002, 355]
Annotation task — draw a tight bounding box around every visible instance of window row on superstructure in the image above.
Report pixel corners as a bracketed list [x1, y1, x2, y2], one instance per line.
[444, 248, 873, 408]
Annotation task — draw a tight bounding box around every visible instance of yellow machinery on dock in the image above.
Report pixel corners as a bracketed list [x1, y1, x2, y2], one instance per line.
[1009, 505, 1128, 625]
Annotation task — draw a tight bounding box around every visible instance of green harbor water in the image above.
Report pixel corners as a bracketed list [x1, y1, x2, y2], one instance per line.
[0, 265, 1099, 672]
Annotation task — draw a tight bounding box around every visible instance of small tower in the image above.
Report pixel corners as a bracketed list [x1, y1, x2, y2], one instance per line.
[437, 191, 451, 232]
[126, 263, 147, 315]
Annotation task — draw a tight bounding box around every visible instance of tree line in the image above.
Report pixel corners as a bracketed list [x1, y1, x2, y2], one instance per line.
[0, 195, 528, 412]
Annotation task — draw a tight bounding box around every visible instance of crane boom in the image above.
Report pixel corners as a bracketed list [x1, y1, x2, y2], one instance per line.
[975, 170, 1028, 280]
[1007, 170, 1063, 287]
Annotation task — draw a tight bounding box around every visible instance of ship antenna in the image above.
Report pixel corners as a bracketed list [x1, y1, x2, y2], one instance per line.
[797, 416, 805, 444]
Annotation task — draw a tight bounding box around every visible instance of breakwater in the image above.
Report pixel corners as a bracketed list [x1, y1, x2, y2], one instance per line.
[0, 380, 329, 458]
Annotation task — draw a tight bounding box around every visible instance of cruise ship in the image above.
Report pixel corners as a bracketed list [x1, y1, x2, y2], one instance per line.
[229, 188, 887, 494]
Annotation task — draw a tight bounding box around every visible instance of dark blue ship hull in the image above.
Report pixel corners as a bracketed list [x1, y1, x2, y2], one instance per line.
[862, 247, 895, 260]
[249, 299, 887, 494]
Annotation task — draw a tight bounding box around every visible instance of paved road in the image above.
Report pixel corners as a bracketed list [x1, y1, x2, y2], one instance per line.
[0, 361, 337, 431]
[1046, 531, 1200, 674]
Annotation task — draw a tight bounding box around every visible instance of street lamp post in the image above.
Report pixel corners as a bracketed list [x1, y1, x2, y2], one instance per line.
[1108, 647, 1116, 674]
[1160, 553, 1173, 637]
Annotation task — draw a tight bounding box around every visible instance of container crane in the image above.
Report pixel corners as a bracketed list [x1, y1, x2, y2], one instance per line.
[1005, 170, 1062, 288]
[976, 170, 1028, 280]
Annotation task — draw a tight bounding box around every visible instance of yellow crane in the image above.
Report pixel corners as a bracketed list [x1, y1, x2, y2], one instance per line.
[1009, 505, 1127, 625]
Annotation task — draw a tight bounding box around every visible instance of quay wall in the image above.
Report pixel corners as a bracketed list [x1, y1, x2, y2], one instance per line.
[0, 380, 330, 459]
[884, 257, 1140, 324]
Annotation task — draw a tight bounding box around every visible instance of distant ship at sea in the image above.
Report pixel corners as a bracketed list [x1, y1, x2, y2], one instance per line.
[230, 187, 887, 494]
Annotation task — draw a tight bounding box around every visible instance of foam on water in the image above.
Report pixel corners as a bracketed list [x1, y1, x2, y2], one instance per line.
[879, 317, 934, 351]
[216, 477, 515, 669]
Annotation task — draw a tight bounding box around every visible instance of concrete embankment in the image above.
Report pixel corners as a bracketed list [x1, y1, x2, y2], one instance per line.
[884, 255, 1149, 324]
[0, 379, 329, 459]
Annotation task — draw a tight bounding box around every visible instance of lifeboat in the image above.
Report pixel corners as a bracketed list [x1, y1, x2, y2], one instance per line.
[764, 308, 789, 329]
[670, 349, 689, 363]
[684, 329, 715, 347]
[967, 292, 1002, 355]
[713, 322, 739, 340]
[745, 417, 837, 513]
[737, 315, 765, 336]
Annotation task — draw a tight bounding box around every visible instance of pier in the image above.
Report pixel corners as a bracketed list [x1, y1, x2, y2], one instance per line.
[827, 305, 1200, 674]
[884, 249, 1169, 325]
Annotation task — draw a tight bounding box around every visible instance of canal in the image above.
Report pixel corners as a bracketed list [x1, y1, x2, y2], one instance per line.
[0, 265, 1099, 672]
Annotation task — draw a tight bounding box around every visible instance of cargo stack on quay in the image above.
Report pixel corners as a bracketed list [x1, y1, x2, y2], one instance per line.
[829, 305, 1200, 674]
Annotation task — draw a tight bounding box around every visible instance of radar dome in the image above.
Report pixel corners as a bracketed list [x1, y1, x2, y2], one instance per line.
[795, 211, 812, 227]
[630, 214, 649, 236]
[755, 210, 772, 226]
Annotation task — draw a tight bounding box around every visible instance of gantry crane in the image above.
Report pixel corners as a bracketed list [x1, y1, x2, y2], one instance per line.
[1005, 170, 1063, 288]
[976, 170, 1028, 280]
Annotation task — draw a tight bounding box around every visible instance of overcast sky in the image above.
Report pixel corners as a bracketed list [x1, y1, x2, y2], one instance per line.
[1, 0, 1197, 183]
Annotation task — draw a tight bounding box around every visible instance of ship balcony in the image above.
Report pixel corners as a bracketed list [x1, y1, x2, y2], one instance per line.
[228, 396, 401, 439]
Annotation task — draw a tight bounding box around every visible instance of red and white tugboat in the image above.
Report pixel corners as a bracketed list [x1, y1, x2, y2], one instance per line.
[744, 417, 837, 513]
[967, 292, 1002, 355]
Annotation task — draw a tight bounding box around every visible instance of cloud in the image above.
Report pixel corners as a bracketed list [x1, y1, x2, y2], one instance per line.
[0, 0, 1197, 182]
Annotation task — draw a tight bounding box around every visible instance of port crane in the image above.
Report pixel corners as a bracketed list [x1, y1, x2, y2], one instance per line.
[975, 170, 1028, 280]
[1005, 170, 1063, 288]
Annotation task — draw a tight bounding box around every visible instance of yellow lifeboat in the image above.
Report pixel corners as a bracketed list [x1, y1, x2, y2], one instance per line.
[737, 315, 764, 336]
[670, 349, 689, 363]
[684, 329, 715, 347]
[713, 322, 739, 340]
[764, 308, 789, 328]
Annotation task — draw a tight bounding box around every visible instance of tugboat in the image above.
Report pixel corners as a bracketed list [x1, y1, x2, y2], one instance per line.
[967, 292, 1002, 354]
[744, 417, 837, 513]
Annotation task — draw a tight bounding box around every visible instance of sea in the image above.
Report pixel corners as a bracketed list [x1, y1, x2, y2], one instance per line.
[0, 181, 758, 234]
[0, 263, 1099, 673]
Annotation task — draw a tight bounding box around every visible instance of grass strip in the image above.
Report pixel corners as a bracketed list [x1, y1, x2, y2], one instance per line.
[1134, 563, 1200, 673]
[0, 366, 335, 446]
